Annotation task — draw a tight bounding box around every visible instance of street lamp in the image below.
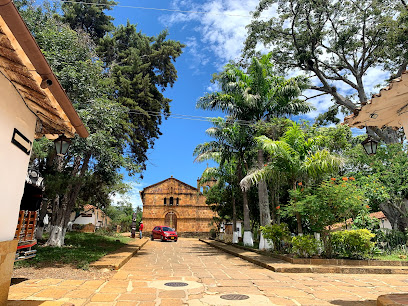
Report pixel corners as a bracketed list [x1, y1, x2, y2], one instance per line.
[361, 136, 378, 155]
[54, 135, 71, 156]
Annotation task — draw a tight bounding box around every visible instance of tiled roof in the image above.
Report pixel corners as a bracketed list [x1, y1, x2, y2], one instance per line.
[328, 211, 387, 230]
[83, 204, 96, 211]
[344, 71, 408, 129]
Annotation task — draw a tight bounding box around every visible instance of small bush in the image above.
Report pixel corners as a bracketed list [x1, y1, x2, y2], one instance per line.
[261, 223, 291, 253]
[376, 230, 408, 250]
[209, 228, 216, 239]
[291, 235, 321, 258]
[330, 229, 375, 259]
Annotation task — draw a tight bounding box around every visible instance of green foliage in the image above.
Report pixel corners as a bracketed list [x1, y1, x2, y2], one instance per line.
[346, 143, 408, 229]
[60, 0, 116, 43]
[105, 203, 139, 231]
[261, 223, 291, 252]
[330, 229, 376, 259]
[14, 232, 129, 269]
[376, 230, 408, 250]
[352, 214, 380, 232]
[291, 235, 321, 258]
[287, 178, 368, 233]
[97, 23, 184, 168]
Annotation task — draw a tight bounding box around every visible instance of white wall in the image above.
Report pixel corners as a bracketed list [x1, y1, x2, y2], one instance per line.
[380, 219, 392, 230]
[0, 73, 36, 242]
[73, 213, 95, 225]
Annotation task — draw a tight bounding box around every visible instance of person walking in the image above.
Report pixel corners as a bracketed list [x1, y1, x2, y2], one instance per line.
[139, 221, 144, 239]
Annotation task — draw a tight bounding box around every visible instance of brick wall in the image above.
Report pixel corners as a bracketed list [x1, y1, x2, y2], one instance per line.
[141, 178, 217, 234]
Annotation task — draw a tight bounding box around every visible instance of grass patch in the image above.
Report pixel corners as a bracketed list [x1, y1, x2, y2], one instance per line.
[373, 251, 408, 261]
[14, 232, 130, 270]
[236, 241, 260, 249]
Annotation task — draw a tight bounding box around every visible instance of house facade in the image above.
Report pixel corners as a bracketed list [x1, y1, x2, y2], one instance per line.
[0, 2, 87, 303]
[70, 204, 112, 230]
[140, 176, 217, 236]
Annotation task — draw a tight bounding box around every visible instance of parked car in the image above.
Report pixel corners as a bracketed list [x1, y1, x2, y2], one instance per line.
[151, 226, 178, 242]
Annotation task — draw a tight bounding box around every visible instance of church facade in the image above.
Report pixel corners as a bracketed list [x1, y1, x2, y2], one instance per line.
[140, 176, 217, 236]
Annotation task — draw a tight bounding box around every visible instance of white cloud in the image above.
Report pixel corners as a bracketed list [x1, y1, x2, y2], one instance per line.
[110, 181, 144, 209]
[184, 36, 210, 74]
[206, 82, 220, 92]
[303, 90, 334, 120]
[164, 0, 277, 69]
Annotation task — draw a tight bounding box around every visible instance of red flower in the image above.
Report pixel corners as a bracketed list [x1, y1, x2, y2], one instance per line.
[366, 205, 370, 209]
[276, 206, 281, 210]
[342, 177, 348, 181]
[349, 177, 355, 181]
[264, 164, 267, 167]
[300, 188, 304, 192]
[298, 182, 303, 186]
[330, 178, 336, 181]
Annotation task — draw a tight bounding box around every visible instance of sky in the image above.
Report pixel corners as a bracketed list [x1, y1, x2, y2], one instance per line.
[102, 0, 389, 208]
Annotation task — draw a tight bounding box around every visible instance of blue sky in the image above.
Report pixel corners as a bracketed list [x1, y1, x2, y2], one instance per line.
[104, 0, 388, 208]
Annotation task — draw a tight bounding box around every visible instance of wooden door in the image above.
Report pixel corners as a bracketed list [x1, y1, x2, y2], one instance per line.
[164, 212, 177, 230]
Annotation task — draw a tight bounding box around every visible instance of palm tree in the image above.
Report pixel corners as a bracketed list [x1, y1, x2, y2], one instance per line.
[194, 119, 255, 245]
[197, 53, 312, 239]
[241, 122, 343, 234]
[198, 160, 240, 241]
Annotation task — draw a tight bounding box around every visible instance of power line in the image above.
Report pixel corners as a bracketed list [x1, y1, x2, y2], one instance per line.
[126, 109, 256, 126]
[58, 0, 253, 18]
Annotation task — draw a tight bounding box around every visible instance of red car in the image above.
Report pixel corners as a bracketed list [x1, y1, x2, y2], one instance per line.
[151, 226, 178, 242]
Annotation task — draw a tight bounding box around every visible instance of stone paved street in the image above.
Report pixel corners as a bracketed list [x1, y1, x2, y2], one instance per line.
[8, 238, 408, 305]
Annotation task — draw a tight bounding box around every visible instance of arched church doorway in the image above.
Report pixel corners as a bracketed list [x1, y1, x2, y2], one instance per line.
[164, 212, 177, 230]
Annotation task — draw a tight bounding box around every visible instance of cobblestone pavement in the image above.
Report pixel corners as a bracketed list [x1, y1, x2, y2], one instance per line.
[8, 238, 408, 305]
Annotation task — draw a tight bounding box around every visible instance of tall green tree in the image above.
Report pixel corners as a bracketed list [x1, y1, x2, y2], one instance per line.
[243, 122, 342, 234]
[97, 23, 184, 169]
[20, 2, 184, 246]
[245, 0, 406, 143]
[198, 54, 311, 236]
[194, 119, 255, 245]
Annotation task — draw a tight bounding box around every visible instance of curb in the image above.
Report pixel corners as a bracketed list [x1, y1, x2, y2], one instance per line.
[90, 237, 149, 270]
[200, 239, 408, 274]
[377, 294, 408, 305]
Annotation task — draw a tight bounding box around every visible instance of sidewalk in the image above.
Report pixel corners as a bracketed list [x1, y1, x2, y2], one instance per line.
[90, 237, 149, 270]
[200, 239, 408, 274]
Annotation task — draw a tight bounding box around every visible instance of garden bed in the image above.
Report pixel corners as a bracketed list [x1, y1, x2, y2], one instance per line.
[216, 239, 408, 267]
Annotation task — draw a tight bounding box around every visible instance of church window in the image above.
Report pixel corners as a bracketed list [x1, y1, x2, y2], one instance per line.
[170, 197, 174, 205]
[176, 198, 179, 205]
[164, 198, 167, 205]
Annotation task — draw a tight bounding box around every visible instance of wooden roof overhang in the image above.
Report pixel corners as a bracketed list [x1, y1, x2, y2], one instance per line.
[0, 0, 88, 139]
[344, 71, 408, 132]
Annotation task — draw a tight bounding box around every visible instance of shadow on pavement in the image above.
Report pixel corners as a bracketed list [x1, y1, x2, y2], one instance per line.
[7, 301, 64, 306]
[10, 278, 29, 286]
[330, 299, 376, 305]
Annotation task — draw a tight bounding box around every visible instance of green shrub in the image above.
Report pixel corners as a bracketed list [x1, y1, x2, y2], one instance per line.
[376, 230, 408, 250]
[291, 235, 321, 258]
[330, 229, 375, 259]
[261, 223, 291, 253]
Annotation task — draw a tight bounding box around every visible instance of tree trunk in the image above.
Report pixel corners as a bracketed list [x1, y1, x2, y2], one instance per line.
[45, 153, 91, 247]
[232, 195, 237, 232]
[293, 181, 303, 235]
[257, 149, 272, 227]
[238, 162, 253, 246]
[35, 198, 50, 240]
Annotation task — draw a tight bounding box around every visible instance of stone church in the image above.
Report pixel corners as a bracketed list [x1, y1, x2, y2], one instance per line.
[140, 176, 217, 236]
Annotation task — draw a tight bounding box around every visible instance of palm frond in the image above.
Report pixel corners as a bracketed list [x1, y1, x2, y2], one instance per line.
[303, 150, 344, 178]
